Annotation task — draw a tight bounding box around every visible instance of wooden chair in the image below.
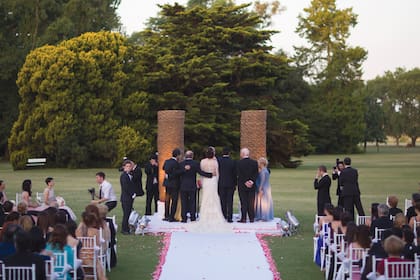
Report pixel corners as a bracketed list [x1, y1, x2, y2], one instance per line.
[2, 263, 36, 280]
[384, 259, 418, 279]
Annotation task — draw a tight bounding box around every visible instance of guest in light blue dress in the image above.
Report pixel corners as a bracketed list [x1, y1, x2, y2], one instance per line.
[255, 158, 274, 221]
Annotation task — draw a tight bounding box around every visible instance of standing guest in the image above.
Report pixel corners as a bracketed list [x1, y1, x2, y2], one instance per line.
[92, 172, 117, 212]
[131, 160, 145, 197]
[255, 157, 274, 221]
[43, 177, 57, 206]
[237, 148, 259, 223]
[332, 161, 344, 207]
[339, 157, 365, 220]
[370, 204, 393, 237]
[163, 148, 183, 222]
[0, 180, 8, 203]
[46, 224, 75, 280]
[21, 179, 40, 208]
[145, 154, 159, 216]
[120, 160, 137, 234]
[406, 193, 420, 223]
[3, 229, 46, 280]
[314, 165, 332, 216]
[408, 200, 420, 230]
[179, 151, 213, 223]
[217, 147, 237, 223]
[387, 195, 403, 218]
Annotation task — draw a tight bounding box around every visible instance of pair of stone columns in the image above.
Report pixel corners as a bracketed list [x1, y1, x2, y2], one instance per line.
[157, 110, 267, 202]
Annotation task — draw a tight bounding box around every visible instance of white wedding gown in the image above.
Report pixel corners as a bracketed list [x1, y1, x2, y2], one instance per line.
[187, 158, 233, 233]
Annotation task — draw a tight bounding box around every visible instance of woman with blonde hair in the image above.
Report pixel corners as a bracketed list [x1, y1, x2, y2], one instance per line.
[255, 157, 274, 221]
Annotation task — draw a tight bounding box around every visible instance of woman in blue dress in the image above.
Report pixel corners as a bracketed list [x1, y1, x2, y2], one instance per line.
[255, 158, 274, 221]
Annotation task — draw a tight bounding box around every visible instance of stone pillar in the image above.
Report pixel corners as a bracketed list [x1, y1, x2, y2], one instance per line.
[240, 110, 267, 160]
[157, 110, 185, 202]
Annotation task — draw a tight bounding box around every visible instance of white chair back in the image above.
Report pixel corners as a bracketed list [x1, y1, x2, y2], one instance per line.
[374, 227, 388, 242]
[2, 263, 36, 280]
[78, 236, 98, 280]
[384, 259, 417, 279]
[405, 198, 412, 216]
[371, 255, 384, 275]
[45, 259, 54, 280]
[348, 246, 368, 278]
[53, 251, 68, 280]
[356, 215, 371, 226]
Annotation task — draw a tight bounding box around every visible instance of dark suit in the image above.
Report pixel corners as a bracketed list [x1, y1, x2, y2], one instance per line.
[370, 216, 394, 237]
[218, 156, 237, 221]
[163, 158, 182, 221]
[237, 157, 259, 222]
[120, 172, 136, 233]
[131, 165, 144, 197]
[179, 159, 212, 222]
[314, 174, 332, 216]
[340, 166, 365, 219]
[332, 171, 343, 207]
[145, 162, 159, 215]
[3, 252, 46, 280]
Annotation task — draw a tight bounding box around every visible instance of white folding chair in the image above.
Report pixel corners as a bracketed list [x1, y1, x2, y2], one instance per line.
[384, 259, 418, 279]
[405, 198, 412, 216]
[98, 228, 108, 273]
[15, 193, 21, 204]
[371, 255, 384, 275]
[374, 228, 388, 242]
[106, 215, 118, 255]
[2, 263, 36, 280]
[330, 232, 346, 280]
[319, 223, 330, 270]
[348, 246, 369, 279]
[53, 251, 69, 280]
[78, 236, 98, 280]
[356, 215, 371, 226]
[45, 259, 54, 280]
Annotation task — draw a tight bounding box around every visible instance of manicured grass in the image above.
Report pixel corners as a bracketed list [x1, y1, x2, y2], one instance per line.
[1, 146, 419, 279]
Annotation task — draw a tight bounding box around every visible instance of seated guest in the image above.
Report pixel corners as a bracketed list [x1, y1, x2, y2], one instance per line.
[387, 195, 403, 218]
[330, 207, 344, 233]
[339, 211, 353, 235]
[354, 225, 371, 249]
[46, 224, 75, 280]
[17, 201, 36, 224]
[406, 193, 420, 223]
[65, 219, 84, 280]
[37, 211, 53, 239]
[43, 177, 57, 206]
[370, 203, 379, 224]
[370, 204, 393, 237]
[409, 200, 420, 230]
[5, 211, 20, 223]
[29, 226, 52, 261]
[344, 221, 358, 244]
[18, 215, 35, 232]
[21, 179, 40, 208]
[393, 213, 407, 229]
[318, 203, 335, 229]
[401, 227, 416, 260]
[0, 179, 8, 203]
[3, 200, 13, 214]
[0, 223, 20, 260]
[76, 211, 107, 280]
[376, 235, 406, 277]
[3, 229, 46, 280]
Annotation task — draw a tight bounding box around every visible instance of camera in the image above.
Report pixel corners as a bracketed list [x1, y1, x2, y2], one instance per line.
[88, 188, 95, 200]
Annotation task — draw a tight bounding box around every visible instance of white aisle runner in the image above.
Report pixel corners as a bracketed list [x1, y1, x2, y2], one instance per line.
[159, 232, 276, 280]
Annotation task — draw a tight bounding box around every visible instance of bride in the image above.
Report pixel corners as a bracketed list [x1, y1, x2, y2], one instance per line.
[187, 147, 232, 233]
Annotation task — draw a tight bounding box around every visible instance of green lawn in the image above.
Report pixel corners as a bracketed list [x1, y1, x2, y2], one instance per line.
[1, 146, 419, 280]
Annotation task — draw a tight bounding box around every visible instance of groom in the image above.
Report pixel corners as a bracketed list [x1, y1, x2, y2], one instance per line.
[237, 148, 259, 223]
[179, 151, 213, 223]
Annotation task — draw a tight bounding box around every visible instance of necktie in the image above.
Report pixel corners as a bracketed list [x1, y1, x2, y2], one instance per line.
[99, 185, 103, 199]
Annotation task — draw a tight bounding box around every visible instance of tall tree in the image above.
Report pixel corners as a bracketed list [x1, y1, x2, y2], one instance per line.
[129, 3, 312, 165]
[0, 0, 121, 156]
[295, 0, 367, 153]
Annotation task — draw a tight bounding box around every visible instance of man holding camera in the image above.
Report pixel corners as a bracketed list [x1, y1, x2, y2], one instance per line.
[91, 171, 117, 212]
[332, 160, 345, 208]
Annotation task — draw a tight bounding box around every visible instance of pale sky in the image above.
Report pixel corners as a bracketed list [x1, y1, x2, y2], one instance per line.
[117, 0, 420, 80]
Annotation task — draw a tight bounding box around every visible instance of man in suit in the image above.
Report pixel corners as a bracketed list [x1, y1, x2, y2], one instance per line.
[120, 160, 137, 234]
[218, 147, 237, 223]
[131, 160, 144, 197]
[237, 148, 259, 223]
[370, 204, 394, 237]
[3, 229, 46, 280]
[340, 157, 365, 219]
[179, 151, 213, 223]
[314, 165, 332, 216]
[145, 154, 159, 216]
[332, 161, 344, 208]
[163, 148, 183, 222]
